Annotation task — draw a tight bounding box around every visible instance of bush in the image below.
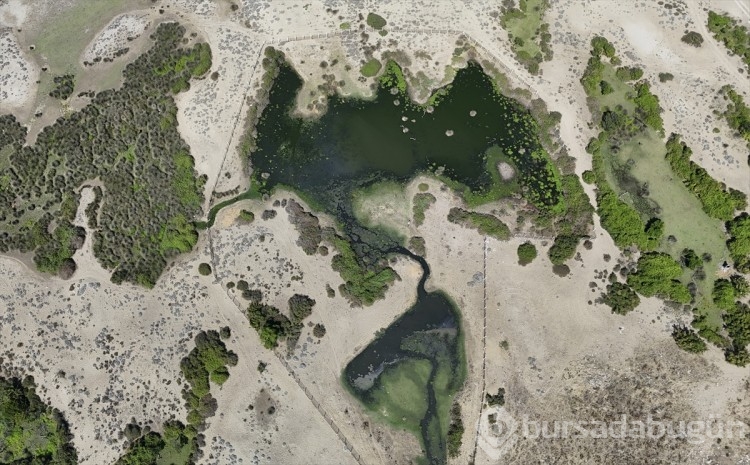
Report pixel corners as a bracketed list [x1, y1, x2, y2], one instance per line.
[727, 213, 750, 267]
[731, 274, 749, 297]
[615, 66, 643, 81]
[313, 323, 326, 338]
[447, 207, 511, 241]
[725, 302, 750, 348]
[599, 80, 614, 95]
[658, 72, 674, 82]
[238, 209, 255, 222]
[198, 263, 212, 276]
[681, 31, 704, 47]
[672, 325, 707, 353]
[330, 235, 397, 306]
[627, 252, 691, 303]
[707, 11, 750, 70]
[581, 170, 595, 184]
[603, 281, 640, 314]
[517, 242, 537, 265]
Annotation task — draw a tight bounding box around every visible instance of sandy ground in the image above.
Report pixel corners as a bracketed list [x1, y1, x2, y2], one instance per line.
[1, 0, 750, 464]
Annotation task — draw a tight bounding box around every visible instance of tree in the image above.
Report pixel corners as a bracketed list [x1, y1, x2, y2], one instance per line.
[713, 279, 736, 311]
[548, 235, 578, 265]
[517, 242, 537, 265]
[680, 248, 701, 269]
[603, 281, 640, 314]
[731, 274, 749, 297]
[198, 263, 212, 276]
[627, 252, 691, 303]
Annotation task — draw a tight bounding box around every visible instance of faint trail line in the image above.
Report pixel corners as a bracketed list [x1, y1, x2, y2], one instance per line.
[215, 282, 365, 465]
[470, 236, 489, 463]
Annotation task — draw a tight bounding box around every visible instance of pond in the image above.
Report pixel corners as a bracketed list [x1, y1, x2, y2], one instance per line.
[343, 251, 465, 465]
[246, 57, 554, 463]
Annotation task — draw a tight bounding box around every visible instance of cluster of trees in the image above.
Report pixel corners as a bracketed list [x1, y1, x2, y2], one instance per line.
[330, 235, 398, 306]
[707, 11, 750, 70]
[0, 23, 211, 287]
[665, 134, 747, 220]
[626, 252, 691, 303]
[246, 293, 316, 349]
[49, 74, 75, 100]
[447, 207, 510, 240]
[486, 387, 506, 407]
[671, 325, 707, 353]
[118, 330, 234, 464]
[632, 82, 664, 133]
[586, 135, 663, 250]
[547, 234, 579, 265]
[0, 376, 77, 464]
[719, 86, 750, 152]
[727, 213, 750, 273]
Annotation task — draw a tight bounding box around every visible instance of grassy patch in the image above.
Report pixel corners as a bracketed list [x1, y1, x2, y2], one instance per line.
[369, 359, 431, 434]
[412, 192, 436, 227]
[360, 58, 382, 77]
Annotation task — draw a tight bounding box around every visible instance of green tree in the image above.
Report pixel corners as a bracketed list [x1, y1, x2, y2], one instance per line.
[671, 325, 707, 353]
[603, 281, 641, 315]
[548, 235, 579, 265]
[517, 242, 537, 265]
[627, 252, 691, 303]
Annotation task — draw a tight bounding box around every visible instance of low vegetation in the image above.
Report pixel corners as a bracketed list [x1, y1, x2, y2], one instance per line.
[707, 11, 750, 71]
[446, 402, 464, 458]
[412, 192, 436, 227]
[360, 58, 382, 77]
[718, 86, 750, 151]
[499, 0, 552, 74]
[727, 213, 750, 273]
[0, 376, 77, 464]
[486, 387, 506, 407]
[447, 207, 510, 241]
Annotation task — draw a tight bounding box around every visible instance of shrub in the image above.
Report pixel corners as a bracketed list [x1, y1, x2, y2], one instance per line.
[238, 209, 255, 222]
[724, 302, 750, 348]
[727, 213, 750, 268]
[447, 207, 510, 241]
[681, 31, 704, 47]
[599, 80, 614, 95]
[658, 72, 674, 82]
[731, 274, 749, 297]
[707, 11, 750, 71]
[198, 263, 212, 276]
[581, 170, 595, 184]
[313, 323, 326, 338]
[603, 281, 640, 314]
[366, 13, 387, 29]
[671, 325, 707, 353]
[517, 242, 537, 265]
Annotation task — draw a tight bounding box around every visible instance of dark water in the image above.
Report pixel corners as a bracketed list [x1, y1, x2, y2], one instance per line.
[343, 250, 465, 465]
[251, 61, 555, 215]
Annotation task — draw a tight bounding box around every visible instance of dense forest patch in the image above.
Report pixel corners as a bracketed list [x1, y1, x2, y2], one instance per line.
[0, 22, 210, 287]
